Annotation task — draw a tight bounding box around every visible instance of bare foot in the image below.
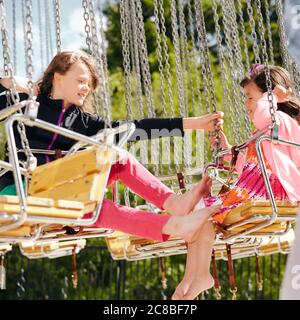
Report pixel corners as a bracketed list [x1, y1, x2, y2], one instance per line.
[172, 274, 215, 300]
[171, 279, 189, 300]
[162, 205, 220, 243]
[182, 274, 215, 300]
[163, 175, 212, 216]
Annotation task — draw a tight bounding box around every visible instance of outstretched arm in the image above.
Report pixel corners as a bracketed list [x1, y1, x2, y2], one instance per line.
[0, 76, 39, 95]
[183, 112, 223, 131]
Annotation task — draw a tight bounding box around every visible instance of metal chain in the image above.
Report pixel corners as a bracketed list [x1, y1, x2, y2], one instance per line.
[263, 0, 274, 65]
[170, 0, 186, 117]
[19, 0, 37, 170]
[88, 0, 111, 123]
[158, 0, 175, 117]
[275, 0, 290, 70]
[212, 0, 239, 145]
[45, 0, 54, 59]
[24, 0, 34, 98]
[255, 0, 276, 126]
[82, 0, 92, 53]
[227, 0, 252, 137]
[178, 0, 189, 117]
[97, 0, 112, 119]
[120, 0, 133, 119]
[193, 0, 211, 162]
[134, 0, 156, 117]
[12, 0, 17, 73]
[177, 0, 192, 180]
[37, 0, 45, 70]
[154, 0, 174, 176]
[275, 0, 300, 92]
[236, 0, 250, 72]
[44, 0, 51, 62]
[22, 0, 27, 67]
[134, 0, 158, 174]
[196, 0, 219, 158]
[153, 0, 167, 114]
[246, 0, 261, 64]
[54, 0, 62, 53]
[187, 0, 202, 116]
[129, 0, 145, 119]
[221, 0, 246, 143]
[127, 0, 148, 170]
[0, 0, 19, 104]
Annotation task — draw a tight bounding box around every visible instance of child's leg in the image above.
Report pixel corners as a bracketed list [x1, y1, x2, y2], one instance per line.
[85, 199, 219, 242]
[107, 151, 211, 215]
[172, 221, 215, 300]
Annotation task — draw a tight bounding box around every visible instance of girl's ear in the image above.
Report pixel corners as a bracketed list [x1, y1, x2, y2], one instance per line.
[53, 72, 62, 84]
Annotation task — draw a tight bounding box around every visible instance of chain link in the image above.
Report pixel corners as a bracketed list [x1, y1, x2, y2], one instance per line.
[20, 0, 37, 170]
[246, 0, 261, 64]
[170, 0, 186, 118]
[120, 0, 133, 119]
[263, 0, 274, 65]
[54, 0, 62, 52]
[135, 0, 156, 117]
[255, 0, 276, 126]
[158, 0, 175, 117]
[37, 0, 45, 70]
[0, 0, 19, 104]
[12, 0, 17, 73]
[212, 0, 239, 145]
[220, 0, 246, 144]
[227, 0, 252, 137]
[236, 0, 250, 72]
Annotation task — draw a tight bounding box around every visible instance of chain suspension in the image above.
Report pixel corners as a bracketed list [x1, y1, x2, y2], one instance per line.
[246, 0, 261, 64]
[54, 0, 62, 53]
[212, 0, 239, 145]
[255, 0, 276, 127]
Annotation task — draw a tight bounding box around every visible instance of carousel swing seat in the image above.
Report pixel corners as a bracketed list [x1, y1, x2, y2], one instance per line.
[19, 239, 87, 260]
[0, 144, 114, 241]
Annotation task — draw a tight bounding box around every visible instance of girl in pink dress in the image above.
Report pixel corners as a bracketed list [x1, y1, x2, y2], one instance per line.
[172, 65, 300, 300]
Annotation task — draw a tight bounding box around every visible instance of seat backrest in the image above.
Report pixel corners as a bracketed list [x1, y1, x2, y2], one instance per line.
[28, 146, 113, 213]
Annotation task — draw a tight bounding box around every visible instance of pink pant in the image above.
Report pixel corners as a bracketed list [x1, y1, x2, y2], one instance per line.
[85, 151, 173, 241]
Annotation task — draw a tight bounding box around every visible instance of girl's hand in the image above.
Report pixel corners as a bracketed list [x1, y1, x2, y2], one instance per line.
[210, 129, 232, 150]
[0, 76, 40, 96]
[272, 85, 292, 103]
[183, 112, 224, 131]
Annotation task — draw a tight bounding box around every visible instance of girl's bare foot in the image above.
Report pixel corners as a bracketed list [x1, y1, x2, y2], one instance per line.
[162, 205, 219, 243]
[172, 274, 215, 300]
[163, 175, 212, 216]
[182, 274, 215, 300]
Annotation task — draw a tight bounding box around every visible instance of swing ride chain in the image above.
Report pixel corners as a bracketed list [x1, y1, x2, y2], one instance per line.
[54, 0, 62, 53]
[255, 0, 276, 127]
[246, 0, 261, 64]
[19, 0, 37, 170]
[0, 0, 20, 104]
[120, 0, 133, 118]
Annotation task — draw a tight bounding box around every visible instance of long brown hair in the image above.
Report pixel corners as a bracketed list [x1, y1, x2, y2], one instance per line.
[240, 64, 300, 125]
[39, 51, 99, 113]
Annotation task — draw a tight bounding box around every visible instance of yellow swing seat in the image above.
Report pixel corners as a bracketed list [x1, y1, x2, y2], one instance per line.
[19, 239, 87, 259]
[0, 146, 113, 240]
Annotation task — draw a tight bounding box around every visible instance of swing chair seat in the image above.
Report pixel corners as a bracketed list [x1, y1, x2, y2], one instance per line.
[0, 146, 113, 240]
[105, 232, 187, 261]
[19, 239, 86, 259]
[0, 243, 12, 253]
[214, 229, 294, 261]
[223, 200, 299, 226]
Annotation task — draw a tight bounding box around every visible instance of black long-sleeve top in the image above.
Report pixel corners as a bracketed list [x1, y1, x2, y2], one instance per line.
[0, 84, 184, 188]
